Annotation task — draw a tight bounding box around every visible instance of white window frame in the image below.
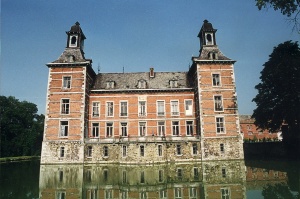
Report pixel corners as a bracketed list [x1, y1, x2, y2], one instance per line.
[189, 187, 197, 199]
[214, 95, 223, 112]
[212, 73, 221, 87]
[157, 100, 165, 116]
[62, 76, 71, 89]
[171, 100, 179, 116]
[69, 35, 78, 47]
[61, 99, 70, 114]
[186, 121, 193, 136]
[60, 121, 69, 137]
[138, 101, 146, 116]
[92, 123, 99, 138]
[120, 101, 128, 117]
[106, 101, 114, 117]
[159, 190, 167, 199]
[170, 80, 178, 88]
[216, 117, 225, 134]
[172, 121, 180, 136]
[92, 102, 100, 117]
[106, 81, 115, 89]
[184, 99, 193, 116]
[138, 79, 146, 89]
[157, 121, 165, 136]
[174, 187, 182, 199]
[106, 122, 113, 137]
[56, 191, 66, 199]
[139, 122, 146, 137]
[120, 122, 128, 137]
[221, 188, 230, 199]
[105, 189, 113, 199]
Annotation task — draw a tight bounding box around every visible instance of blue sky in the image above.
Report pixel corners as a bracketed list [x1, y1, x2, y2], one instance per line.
[1, 0, 299, 115]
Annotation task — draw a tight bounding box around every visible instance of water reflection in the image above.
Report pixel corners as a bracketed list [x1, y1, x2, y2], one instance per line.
[39, 160, 246, 199]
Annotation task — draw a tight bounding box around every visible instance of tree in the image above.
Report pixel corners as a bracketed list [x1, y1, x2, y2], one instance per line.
[255, 0, 300, 32]
[0, 96, 44, 157]
[252, 41, 300, 154]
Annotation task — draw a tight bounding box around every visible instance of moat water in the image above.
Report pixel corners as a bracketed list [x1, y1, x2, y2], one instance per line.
[0, 159, 299, 199]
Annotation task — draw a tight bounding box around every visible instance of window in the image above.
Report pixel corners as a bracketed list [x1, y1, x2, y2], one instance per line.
[92, 102, 100, 117]
[61, 99, 70, 114]
[121, 122, 128, 137]
[106, 81, 115, 89]
[60, 121, 68, 137]
[106, 122, 113, 137]
[221, 188, 230, 199]
[122, 145, 127, 157]
[177, 168, 182, 179]
[172, 121, 180, 136]
[176, 145, 182, 155]
[212, 74, 220, 86]
[216, 117, 225, 133]
[140, 145, 145, 157]
[92, 123, 99, 137]
[105, 190, 113, 199]
[62, 76, 71, 89]
[192, 143, 198, 155]
[103, 146, 108, 157]
[193, 167, 199, 180]
[121, 191, 128, 199]
[171, 100, 179, 115]
[85, 170, 92, 182]
[222, 168, 226, 178]
[140, 191, 147, 199]
[59, 170, 64, 182]
[185, 100, 193, 115]
[189, 187, 197, 199]
[140, 171, 145, 183]
[205, 33, 213, 45]
[158, 145, 163, 157]
[248, 131, 253, 135]
[120, 101, 128, 116]
[60, 147, 65, 158]
[174, 188, 182, 199]
[87, 146, 92, 157]
[70, 35, 77, 45]
[170, 80, 178, 88]
[214, 95, 223, 111]
[157, 121, 165, 136]
[57, 191, 66, 199]
[157, 101, 165, 116]
[158, 170, 164, 182]
[138, 101, 146, 116]
[220, 143, 225, 153]
[122, 171, 127, 183]
[186, 121, 193, 136]
[159, 190, 167, 199]
[106, 102, 114, 116]
[138, 80, 146, 88]
[103, 170, 108, 181]
[139, 122, 146, 137]
[87, 189, 97, 199]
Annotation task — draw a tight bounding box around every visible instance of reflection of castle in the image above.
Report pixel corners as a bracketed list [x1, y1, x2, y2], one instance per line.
[40, 19, 244, 164]
[39, 161, 246, 199]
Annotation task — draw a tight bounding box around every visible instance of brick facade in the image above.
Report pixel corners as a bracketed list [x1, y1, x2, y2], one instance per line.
[40, 20, 244, 164]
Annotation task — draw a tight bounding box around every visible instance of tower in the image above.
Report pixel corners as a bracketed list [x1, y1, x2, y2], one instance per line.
[41, 22, 95, 164]
[190, 20, 244, 160]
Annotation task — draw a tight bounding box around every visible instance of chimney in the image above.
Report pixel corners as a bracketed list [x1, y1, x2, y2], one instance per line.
[150, 67, 155, 78]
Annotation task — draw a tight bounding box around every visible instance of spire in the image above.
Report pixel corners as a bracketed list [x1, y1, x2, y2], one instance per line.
[198, 19, 217, 47]
[66, 21, 86, 50]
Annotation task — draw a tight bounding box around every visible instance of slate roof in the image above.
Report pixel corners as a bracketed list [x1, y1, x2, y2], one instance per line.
[198, 46, 233, 61]
[92, 71, 192, 90]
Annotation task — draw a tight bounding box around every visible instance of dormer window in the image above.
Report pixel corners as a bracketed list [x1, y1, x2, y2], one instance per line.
[69, 35, 78, 47]
[208, 52, 218, 60]
[67, 55, 75, 62]
[138, 80, 146, 89]
[170, 80, 178, 88]
[106, 81, 115, 89]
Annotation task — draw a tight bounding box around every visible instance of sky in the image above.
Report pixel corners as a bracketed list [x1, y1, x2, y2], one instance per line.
[1, 0, 299, 115]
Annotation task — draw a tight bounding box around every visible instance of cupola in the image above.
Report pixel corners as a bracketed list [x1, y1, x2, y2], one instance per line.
[198, 20, 217, 48]
[66, 22, 86, 50]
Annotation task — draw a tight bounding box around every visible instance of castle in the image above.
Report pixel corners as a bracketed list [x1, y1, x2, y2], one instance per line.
[40, 20, 244, 164]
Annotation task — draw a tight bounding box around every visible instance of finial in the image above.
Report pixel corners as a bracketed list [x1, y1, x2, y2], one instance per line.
[204, 19, 208, 23]
[75, 21, 80, 26]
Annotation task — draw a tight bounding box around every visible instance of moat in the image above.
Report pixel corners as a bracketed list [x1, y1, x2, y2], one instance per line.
[0, 159, 299, 198]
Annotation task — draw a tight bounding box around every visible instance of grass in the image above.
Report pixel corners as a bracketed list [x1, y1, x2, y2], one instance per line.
[0, 156, 40, 163]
